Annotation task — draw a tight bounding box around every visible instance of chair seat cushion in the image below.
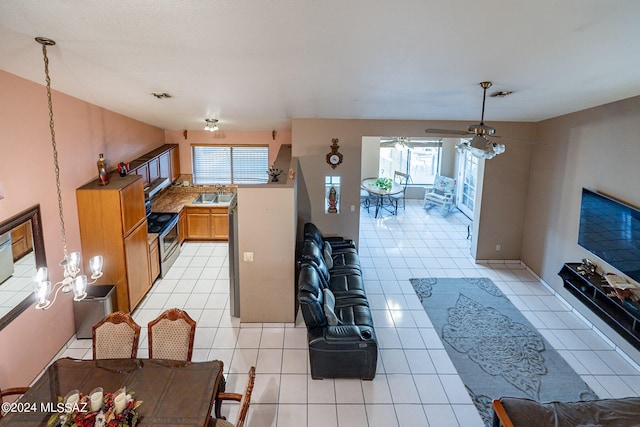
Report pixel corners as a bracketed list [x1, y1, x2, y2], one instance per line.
[209, 417, 235, 427]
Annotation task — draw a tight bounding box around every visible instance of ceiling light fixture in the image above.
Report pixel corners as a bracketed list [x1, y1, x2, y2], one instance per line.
[456, 135, 505, 159]
[204, 118, 219, 132]
[34, 36, 104, 310]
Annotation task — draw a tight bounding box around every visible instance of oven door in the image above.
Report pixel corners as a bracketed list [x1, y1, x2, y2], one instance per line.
[158, 218, 180, 278]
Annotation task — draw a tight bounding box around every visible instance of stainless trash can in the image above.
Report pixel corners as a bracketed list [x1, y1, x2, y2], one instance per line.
[73, 284, 117, 339]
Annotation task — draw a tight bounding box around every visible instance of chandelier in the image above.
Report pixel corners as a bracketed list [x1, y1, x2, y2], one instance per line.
[33, 37, 104, 310]
[456, 135, 506, 159]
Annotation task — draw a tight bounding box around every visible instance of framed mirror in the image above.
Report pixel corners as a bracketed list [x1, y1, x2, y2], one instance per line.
[0, 205, 47, 330]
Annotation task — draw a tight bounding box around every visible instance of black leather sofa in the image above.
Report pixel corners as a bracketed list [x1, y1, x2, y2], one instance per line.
[297, 223, 377, 380]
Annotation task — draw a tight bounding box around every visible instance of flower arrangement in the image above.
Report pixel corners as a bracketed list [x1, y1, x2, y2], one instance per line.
[374, 177, 393, 191]
[48, 387, 142, 427]
[267, 166, 284, 182]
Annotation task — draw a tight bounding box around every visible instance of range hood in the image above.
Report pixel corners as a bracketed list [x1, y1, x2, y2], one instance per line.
[144, 177, 169, 199]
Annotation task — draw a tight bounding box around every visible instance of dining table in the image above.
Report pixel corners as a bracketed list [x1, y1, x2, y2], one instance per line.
[0, 357, 225, 427]
[361, 178, 404, 218]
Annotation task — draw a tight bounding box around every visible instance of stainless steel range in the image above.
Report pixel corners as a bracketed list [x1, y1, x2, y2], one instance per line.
[147, 212, 180, 277]
[145, 177, 180, 277]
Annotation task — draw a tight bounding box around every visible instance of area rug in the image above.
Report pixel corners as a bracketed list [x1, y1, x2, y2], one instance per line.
[410, 277, 598, 426]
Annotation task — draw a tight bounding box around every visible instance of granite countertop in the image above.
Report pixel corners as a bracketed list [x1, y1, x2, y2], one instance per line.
[151, 186, 236, 213]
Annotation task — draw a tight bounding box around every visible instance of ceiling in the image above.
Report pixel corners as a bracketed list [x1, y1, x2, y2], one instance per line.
[1, 1, 639, 131]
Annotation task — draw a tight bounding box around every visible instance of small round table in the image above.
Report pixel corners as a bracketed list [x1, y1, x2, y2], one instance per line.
[361, 178, 403, 217]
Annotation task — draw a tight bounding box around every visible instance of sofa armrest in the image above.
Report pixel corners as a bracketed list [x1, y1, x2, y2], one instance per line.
[324, 237, 356, 250]
[325, 325, 374, 342]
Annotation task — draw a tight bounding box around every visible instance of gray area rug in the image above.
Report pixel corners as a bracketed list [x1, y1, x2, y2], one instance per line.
[410, 277, 597, 426]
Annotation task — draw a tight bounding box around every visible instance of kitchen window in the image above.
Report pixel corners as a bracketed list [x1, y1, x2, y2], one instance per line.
[192, 145, 269, 184]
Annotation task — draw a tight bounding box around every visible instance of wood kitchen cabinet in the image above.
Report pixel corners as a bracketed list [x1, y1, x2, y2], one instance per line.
[170, 145, 180, 182]
[9, 221, 33, 262]
[185, 206, 229, 241]
[148, 157, 160, 182]
[148, 233, 160, 285]
[133, 163, 150, 186]
[127, 144, 181, 185]
[76, 174, 151, 312]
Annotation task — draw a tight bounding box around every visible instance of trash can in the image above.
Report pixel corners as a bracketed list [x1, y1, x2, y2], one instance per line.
[73, 284, 117, 339]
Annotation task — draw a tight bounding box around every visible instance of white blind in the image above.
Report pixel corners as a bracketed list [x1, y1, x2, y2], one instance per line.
[192, 145, 268, 184]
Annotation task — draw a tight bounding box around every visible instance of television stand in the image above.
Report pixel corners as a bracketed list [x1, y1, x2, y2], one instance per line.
[558, 263, 640, 351]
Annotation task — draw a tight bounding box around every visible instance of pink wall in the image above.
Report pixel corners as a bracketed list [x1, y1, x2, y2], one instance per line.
[0, 70, 165, 389]
[165, 129, 292, 173]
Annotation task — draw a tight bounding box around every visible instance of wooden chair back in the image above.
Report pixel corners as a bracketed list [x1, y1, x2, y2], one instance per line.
[1, 387, 29, 418]
[148, 308, 196, 361]
[213, 366, 255, 427]
[92, 311, 141, 359]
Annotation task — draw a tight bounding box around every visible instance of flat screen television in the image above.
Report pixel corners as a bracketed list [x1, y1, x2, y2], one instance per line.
[578, 188, 640, 283]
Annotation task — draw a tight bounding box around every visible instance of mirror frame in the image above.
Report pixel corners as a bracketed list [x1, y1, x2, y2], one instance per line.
[0, 204, 47, 331]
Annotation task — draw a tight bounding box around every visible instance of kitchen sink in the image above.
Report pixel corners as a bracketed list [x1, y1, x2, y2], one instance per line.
[216, 193, 235, 203]
[192, 193, 218, 204]
[192, 192, 235, 204]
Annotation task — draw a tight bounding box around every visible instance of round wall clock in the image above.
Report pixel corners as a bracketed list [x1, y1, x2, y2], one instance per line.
[326, 138, 343, 169]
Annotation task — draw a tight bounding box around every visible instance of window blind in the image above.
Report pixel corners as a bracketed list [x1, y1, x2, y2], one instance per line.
[192, 145, 268, 184]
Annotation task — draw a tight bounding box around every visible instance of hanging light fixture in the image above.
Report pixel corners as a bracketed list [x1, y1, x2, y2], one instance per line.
[204, 118, 219, 132]
[456, 135, 505, 159]
[33, 37, 104, 310]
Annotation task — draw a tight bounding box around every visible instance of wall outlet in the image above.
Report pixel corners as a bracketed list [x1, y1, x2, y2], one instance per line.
[495, 244, 501, 251]
[243, 252, 254, 262]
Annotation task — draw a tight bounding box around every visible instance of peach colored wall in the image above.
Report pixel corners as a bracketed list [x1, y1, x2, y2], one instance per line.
[164, 129, 292, 174]
[0, 70, 164, 389]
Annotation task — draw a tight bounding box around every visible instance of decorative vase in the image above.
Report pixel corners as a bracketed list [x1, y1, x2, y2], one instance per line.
[97, 154, 109, 185]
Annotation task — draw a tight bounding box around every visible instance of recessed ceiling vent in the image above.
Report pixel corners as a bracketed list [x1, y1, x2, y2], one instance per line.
[151, 92, 171, 99]
[490, 90, 513, 98]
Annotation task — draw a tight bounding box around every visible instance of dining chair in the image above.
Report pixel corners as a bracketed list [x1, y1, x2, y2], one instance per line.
[209, 366, 256, 427]
[92, 311, 141, 359]
[148, 308, 196, 361]
[389, 171, 410, 214]
[1, 387, 29, 418]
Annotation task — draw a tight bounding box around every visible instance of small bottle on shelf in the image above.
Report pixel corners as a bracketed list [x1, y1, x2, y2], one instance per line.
[97, 153, 109, 185]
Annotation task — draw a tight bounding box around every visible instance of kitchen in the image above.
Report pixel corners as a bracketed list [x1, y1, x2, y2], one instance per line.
[73, 140, 296, 321]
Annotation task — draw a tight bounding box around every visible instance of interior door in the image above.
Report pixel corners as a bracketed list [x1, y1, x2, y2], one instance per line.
[457, 148, 478, 218]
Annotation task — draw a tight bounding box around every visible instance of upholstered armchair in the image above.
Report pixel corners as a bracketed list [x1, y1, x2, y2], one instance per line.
[424, 174, 457, 216]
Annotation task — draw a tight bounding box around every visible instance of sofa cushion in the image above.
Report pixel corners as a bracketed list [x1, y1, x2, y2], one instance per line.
[323, 288, 340, 326]
[298, 265, 327, 329]
[323, 242, 334, 270]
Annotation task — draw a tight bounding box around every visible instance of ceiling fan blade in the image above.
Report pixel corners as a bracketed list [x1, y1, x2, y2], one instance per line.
[489, 134, 546, 146]
[425, 128, 471, 136]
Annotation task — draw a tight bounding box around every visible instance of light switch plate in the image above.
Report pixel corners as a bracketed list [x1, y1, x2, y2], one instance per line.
[243, 252, 254, 262]
[0, 182, 4, 200]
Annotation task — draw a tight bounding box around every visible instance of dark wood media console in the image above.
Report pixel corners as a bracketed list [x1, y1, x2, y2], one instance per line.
[558, 263, 640, 350]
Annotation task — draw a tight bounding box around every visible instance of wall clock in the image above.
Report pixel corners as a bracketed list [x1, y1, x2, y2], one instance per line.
[326, 138, 343, 169]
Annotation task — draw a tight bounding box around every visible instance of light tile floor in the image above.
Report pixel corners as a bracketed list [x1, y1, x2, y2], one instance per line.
[58, 200, 640, 426]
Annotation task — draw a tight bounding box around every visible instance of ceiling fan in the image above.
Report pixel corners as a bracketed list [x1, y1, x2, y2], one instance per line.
[380, 137, 443, 149]
[425, 81, 537, 159]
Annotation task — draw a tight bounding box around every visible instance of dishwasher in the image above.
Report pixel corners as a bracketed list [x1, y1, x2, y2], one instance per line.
[0, 232, 14, 284]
